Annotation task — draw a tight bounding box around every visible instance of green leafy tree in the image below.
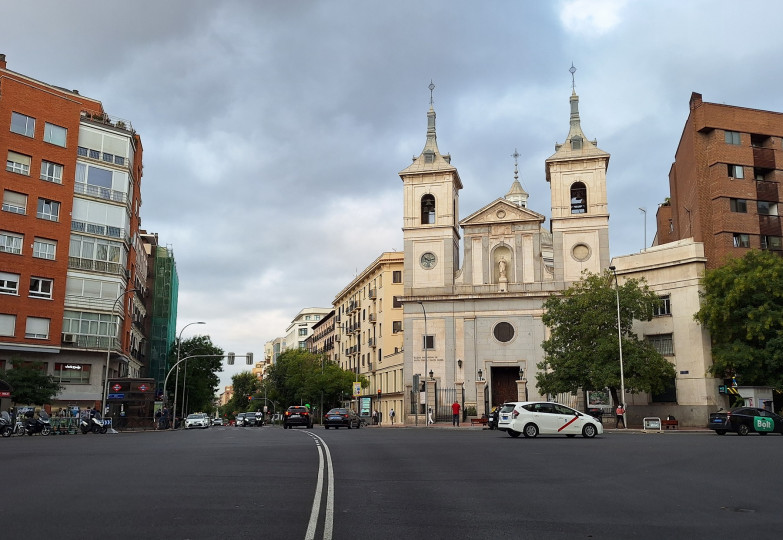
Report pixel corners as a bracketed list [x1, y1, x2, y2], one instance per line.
[265, 349, 365, 416]
[226, 371, 259, 416]
[0, 357, 63, 406]
[169, 335, 224, 416]
[695, 249, 783, 388]
[539, 270, 676, 406]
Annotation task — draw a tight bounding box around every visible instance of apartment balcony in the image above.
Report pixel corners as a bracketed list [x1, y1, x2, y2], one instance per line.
[369, 313, 376, 323]
[74, 181, 128, 205]
[368, 338, 376, 348]
[369, 289, 377, 299]
[68, 256, 127, 277]
[334, 333, 341, 342]
[61, 333, 121, 351]
[72, 219, 129, 244]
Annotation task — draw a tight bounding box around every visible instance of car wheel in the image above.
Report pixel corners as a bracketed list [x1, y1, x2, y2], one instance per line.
[737, 424, 750, 436]
[715, 430, 727, 435]
[582, 424, 597, 438]
[508, 429, 521, 438]
[523, 423, 539, 438]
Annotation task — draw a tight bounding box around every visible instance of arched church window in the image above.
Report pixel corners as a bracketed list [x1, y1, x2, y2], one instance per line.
[570, 182, 587, 214]
[421, 194, 436, 224]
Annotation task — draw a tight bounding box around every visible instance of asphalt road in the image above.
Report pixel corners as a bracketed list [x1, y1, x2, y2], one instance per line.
[1, 425, 781, 539]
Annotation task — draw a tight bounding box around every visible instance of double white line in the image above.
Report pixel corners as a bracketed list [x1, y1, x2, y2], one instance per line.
[305, 432, 334, 540]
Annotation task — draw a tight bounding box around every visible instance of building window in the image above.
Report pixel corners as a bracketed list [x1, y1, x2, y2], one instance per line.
[757, 201, 778, 216]
[423, 335, 434, 350]
[729, 198, 747, 213]
[571, 135, 583, 150]
[646, 333, 674, 356]
[6, 151, 31, 175]
[493, 322, 515, 343]
[761, 236, 782, 251]
[25, 316, 50, 339]
[77, 146, 88, 157]
[733, 233, 750, 248]
[0, 272, 20, 295]
[40, 161, 63, 184]
[654, 294, 671, 317]
[724, 130, 741, 145]
[43, 122, 67, 147]
[55, 363, 90, 384]
[727, 164, 744, 179]
[2, 190, 27, 215]
[33, 238, 56, 260]
[393, 296, 402, 308]
[10, 112, 35, 137]
[62, 310, 117, 342]
[0, 314, 16, 337]
[0, 231, 23, 255]
[37, 198, 60, 221]
[421, 194, 436, 224]
[298, 328, 308, 336]
[393, 270, 402, 283]
[392, 321, 402, 333]
[570, 182, 587, 214]
[29, 277, 53, 299]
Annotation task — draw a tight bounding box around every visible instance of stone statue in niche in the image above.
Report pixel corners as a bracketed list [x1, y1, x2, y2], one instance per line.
[498, 257, 508, 292]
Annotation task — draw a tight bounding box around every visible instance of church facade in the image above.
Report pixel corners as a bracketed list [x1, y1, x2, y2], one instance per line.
[399, 85, 614, 420]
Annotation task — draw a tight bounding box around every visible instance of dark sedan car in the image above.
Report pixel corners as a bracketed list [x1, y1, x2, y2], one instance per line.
[323, 408, 361, 429]
[283, 406, 313, 429]
[708, 407, 783, 435]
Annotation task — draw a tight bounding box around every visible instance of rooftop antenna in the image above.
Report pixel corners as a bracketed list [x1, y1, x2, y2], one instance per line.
[569, 63, 577, 91]
[429, 80, 435, 105]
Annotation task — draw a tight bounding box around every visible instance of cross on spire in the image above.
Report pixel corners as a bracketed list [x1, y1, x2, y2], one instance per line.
[429, 80, 435, 105]
[569, 63, 577, 91]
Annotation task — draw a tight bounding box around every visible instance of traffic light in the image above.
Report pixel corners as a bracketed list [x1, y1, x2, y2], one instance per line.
[246, 352, 253, 365]
[227, 352, 235, 365]
[377, 389, 382, 399]
[248, 396, 252, 401]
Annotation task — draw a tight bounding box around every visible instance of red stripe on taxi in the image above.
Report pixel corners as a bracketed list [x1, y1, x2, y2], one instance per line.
[558, 416, 579, 432]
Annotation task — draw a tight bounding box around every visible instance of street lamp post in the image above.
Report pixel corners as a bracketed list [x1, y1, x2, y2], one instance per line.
[639, 207, 647, 250]
[102, 288, 139, 420]
[418, 301, 429, 427]
[172, 321, 206, 428]
[608, 266, 627, 428]
[179, 322, 206, 422]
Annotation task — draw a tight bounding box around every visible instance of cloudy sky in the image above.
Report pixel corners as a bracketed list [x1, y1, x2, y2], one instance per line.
[5, 1, 782, 388]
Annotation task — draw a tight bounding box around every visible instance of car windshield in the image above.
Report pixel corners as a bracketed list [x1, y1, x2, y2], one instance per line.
[328, 409, 347, 414]
[499, 404, 516, 413]
[289, 408, 308, 413]
[186, 414, 200, 420]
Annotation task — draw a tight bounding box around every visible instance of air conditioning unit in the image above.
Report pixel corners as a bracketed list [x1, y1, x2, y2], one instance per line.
[61, 333, 76, 344]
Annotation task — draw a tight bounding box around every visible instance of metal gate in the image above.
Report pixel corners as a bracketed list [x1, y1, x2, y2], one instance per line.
[435, 387, 464, 422]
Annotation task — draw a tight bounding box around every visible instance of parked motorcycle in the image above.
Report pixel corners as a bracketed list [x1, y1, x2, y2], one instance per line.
[24, 410, 52, 436]
[80, 412, 108, 434]
[0, 411, 13, 437]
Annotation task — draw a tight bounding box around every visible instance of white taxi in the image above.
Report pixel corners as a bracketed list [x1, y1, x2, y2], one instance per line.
[498, 401, 603, 438]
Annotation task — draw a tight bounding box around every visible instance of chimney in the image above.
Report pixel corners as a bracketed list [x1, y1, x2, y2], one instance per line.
[689, 92, 703, 111]
[0, 54, 6, 70]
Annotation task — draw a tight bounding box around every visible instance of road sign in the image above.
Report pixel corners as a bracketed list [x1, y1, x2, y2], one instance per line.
[353, 382, 361, 397]
[112, 384, 122, 392]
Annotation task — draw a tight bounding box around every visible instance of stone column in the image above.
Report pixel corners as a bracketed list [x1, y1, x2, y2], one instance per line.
[476, 380, 487, 416]
[517, 379, 528, 401]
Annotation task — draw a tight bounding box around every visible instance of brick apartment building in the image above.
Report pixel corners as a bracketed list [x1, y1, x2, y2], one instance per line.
[655, 92, 783, 267]
[0, 54, 163, 411]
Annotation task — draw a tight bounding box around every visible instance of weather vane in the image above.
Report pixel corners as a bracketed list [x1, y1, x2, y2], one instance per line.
[569, 63, 577, 91]
[512, 149, 520, 181]
[429, 80, 435, 105]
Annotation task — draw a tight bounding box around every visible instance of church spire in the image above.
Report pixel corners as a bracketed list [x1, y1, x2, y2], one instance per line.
[400, 81, 456, 174]
[505, 148, 528, 208]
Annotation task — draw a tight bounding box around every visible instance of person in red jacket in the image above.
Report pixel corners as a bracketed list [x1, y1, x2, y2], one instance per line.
[452, 400, 461, 426]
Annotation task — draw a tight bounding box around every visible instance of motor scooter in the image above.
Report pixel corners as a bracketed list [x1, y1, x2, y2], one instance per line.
[0, 411, 13, 437]
[24, 410, 52, 436]
[80, 412, 108, 434]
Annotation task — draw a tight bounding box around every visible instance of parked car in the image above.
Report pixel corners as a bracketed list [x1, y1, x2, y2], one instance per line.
[498, 401, 603, 438]
[324, 408, 361, 429]
[184, 413, 210, 429]
[708, 407, 783, 435]
[235, 412, 246, 427]
[244, 413, 257, 427]
[212, 417, 223, 426]
[284, 406, 313, 429]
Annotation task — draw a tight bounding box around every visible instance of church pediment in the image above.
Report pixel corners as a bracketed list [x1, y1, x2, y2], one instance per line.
[460, 199, 545, 227]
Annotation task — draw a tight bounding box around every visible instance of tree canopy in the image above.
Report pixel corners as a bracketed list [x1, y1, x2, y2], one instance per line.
[169, 334, 224, 416]
[0, 357, 63, 406]
[695, 249, 783, 388]
[539, 270, 676, 406]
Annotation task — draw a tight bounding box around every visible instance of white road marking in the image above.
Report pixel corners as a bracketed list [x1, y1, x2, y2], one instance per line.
[304, 432, 334, 540]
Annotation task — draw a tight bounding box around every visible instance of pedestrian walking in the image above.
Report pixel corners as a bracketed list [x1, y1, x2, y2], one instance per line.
[451, 400, 460, 426]
[427, 407, 434, 425]
[615, 403, 625, 428]
[389, 408, 395, 425]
